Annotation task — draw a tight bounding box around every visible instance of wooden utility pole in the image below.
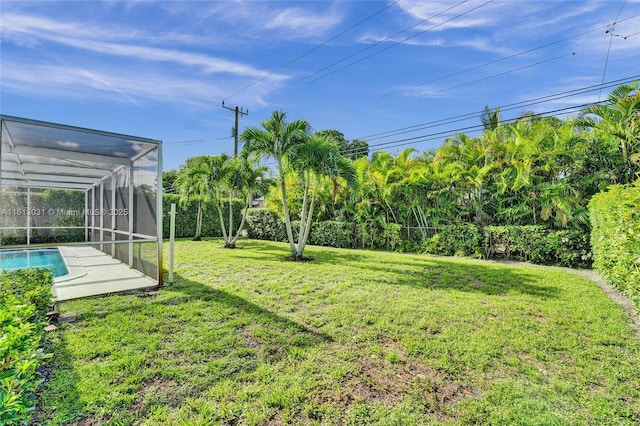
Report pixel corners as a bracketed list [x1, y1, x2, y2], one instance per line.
[221, 101, 248, 157]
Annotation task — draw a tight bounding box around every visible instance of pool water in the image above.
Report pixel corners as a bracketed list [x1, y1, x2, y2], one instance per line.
[0, 248, 68, 278]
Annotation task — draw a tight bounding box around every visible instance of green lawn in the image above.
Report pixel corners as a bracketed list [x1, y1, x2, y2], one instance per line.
[37, 239, 640, 425]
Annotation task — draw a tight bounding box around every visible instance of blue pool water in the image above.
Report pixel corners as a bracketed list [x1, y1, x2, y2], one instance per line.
[0, 248, 68, 278]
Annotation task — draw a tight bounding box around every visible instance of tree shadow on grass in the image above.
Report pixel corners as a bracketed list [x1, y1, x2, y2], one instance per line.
[305, 248, 561, 299]
[35, 272, 333, 425]
[164, 273, 333, 344]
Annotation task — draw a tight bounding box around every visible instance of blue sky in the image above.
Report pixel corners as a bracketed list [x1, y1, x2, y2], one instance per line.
[1, 0, 639, 171]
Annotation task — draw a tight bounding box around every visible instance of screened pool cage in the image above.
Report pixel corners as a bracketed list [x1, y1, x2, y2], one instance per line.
[0, 115, 163, 285]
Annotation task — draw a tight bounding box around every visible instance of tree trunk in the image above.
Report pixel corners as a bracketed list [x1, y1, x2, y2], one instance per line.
[216, 200, 229, 245]
[298, 182, 318, 258]
[278, 160, 297, 256]
[228, 190, 234, 243]
[230, 191, 252, 246]
[296, 172, 310, 258]
[195, 201, 203, 240]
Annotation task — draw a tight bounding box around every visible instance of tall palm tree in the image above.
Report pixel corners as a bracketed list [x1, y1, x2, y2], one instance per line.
[290, 133, 357, 258]
[241, 110, 311, 257]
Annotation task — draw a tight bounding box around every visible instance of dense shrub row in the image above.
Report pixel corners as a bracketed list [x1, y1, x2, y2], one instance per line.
[589, 181, 640, 311]
[243, 209, 592, 268]
[162, 194, 244, 239]
[0, 269, 54, 426]
[423, 224, 592, 268]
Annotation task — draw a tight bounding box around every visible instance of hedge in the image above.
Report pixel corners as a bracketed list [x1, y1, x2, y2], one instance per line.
[589, 181, 640, 312]
[421, 225, 591, 268]
[483, 225, 592, 268]
[162, 194, 244, 239]
[0, 269, 54, 426]
[243, 208, 591, 268]
[244, 208, 287, 242]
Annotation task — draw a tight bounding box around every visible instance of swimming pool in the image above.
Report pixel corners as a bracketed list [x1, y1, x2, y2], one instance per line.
[0, 247, 69, 278]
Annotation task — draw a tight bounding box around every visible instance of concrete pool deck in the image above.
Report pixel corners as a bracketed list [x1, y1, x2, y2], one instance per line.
[54, 246, 158, 301]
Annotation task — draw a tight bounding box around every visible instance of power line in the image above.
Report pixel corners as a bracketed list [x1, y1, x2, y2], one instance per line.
[256, 100, 604, 166]
[600, 0, 628, 100]
[223, 0, 401, 101]
[383, 12, 640, 99]
[418, 52, 576, 99]
[356, 75, 639, 141]
[308, 0, 495, 85]
[357, 102, 605, 155]
[271, 0, 479, 94]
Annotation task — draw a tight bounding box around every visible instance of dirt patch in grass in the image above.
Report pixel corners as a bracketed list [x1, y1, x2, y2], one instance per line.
[320, 338, 468, 415]
[131, 379, 182, 418]
[281, 255, 315, 262]
[363, 355, 464, 405]
[240, 330, 264, 350]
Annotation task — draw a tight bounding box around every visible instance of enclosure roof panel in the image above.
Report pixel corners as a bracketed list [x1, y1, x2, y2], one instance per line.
[1, 115, 161, 191]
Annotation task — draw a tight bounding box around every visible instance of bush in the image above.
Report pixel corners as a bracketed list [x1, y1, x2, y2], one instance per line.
[421, 224, 591, 267]
[484, 226, 591, 268]
[589, 181, 640, 311]
[245, 208, 287, 242]
[422, 223, 484, 258]
[309, 221, 354, 248]
[162, 194, 244, 239]
[0, 269, 54, 426]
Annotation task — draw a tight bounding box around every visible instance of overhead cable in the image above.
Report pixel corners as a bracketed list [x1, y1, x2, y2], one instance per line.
[383, 12, 640, 98]
[223, 1, 401, 101]
[356, 75, 640, 141]
[271, 0, 478, 93]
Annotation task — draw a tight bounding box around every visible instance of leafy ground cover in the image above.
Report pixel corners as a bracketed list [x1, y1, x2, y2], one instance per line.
[36, 239, 640, 425]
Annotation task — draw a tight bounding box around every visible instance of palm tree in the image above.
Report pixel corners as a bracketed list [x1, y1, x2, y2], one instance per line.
[290, 133, 357, 258]
[241, 110, 311, 257]
[175, 156, 212, 240]
[224, 159, 273, 248]
[580, 81, 640, 183]
[199, 155, 231, 242]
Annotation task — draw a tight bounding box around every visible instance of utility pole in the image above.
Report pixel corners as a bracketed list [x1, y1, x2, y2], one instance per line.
[221, 101, 248, 157]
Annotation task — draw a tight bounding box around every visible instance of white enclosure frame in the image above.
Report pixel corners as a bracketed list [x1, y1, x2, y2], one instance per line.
[0, 115, 163, 285]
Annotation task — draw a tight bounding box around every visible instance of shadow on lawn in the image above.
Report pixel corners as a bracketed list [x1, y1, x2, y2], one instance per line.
[311, 249, 561, 299]
[218, 243, 560, 299]
[36, 271, 333, 425]
[166, 272, 333, 344]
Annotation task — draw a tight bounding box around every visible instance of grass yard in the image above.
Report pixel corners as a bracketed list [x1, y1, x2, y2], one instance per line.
[36, 239, 640, 425]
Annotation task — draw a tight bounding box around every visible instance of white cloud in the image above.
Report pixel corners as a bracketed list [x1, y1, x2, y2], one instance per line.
[0, 59, 283, 108]
[265, 6, 344, 36]
[1, 12, 284, 79]
[395, 0, 505, 31]
[159, 0, 345, 41]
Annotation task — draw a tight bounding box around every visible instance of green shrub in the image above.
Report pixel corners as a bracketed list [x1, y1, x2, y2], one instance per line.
[589, 181, 640, 311]
[309, 221, 354, 248]
[245, 208, 287, 242]
[421, 225, 591, 267]
[0, 269, 54, 426]
[423, 223, 484, 258]
[484, 225, 591, 267]
[162, 194, 244, 239]
[382, 223, 403, 251]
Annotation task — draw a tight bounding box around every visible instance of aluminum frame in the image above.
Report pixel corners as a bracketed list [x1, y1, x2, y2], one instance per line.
[0, 115, 163, 285]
